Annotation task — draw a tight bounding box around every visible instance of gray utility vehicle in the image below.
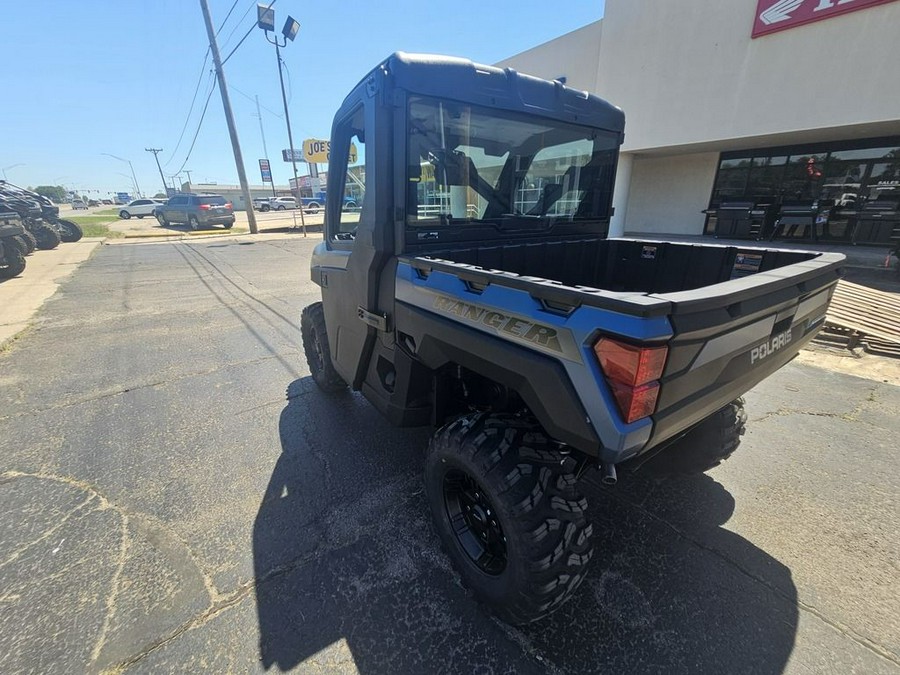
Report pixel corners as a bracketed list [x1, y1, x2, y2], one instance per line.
[155, 193, 235, 230]
[300, 53, 844, 624]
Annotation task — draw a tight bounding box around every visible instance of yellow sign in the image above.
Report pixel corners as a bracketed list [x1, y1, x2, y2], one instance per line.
[302, 138, 358, 164]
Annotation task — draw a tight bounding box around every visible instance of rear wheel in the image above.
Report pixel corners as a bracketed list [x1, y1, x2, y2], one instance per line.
[20, 229, 37, 254]
[156, 213, 168, 226]
[640, 398, 747, 476]
[188, 215, 200, 231]
[137, 215, 144, 219]
[0, 244, 26, 278]
[222, 221, 234, 229]
[57, 219, 83, 242]
[426, 413, 593, 625]
[9, 236, 28, 258]
[300, 302, 346, 392]
[29, 222, 61, 250]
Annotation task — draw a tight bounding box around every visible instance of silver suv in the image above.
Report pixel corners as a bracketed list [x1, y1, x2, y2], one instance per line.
[156, 194, 235, 230]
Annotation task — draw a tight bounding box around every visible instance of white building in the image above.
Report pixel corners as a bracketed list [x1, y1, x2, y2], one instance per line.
[497, 0, 900, 245]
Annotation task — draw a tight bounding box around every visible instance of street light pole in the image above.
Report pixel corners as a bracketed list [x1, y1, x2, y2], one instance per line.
[262, 14, 306, 230]
[2, 163, 24, 181]
[102, 153, 142, 197]
[198, 0, 258, 234]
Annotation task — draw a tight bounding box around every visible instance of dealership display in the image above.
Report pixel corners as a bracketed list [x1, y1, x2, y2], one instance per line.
[300, 53, 845, 624]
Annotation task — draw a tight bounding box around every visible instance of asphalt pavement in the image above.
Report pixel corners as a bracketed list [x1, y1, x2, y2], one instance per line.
[0, 235, 897, 674]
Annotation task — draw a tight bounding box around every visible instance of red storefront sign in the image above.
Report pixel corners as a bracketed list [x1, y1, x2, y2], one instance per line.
[752, 0, 898, 38]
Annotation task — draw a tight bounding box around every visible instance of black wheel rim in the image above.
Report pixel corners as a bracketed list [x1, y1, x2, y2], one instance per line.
[443, 469, 507, 575]
[310, 330, 325, 374]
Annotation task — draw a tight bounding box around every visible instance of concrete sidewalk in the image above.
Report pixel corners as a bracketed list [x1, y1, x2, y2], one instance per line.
[0, 239, 102, 348]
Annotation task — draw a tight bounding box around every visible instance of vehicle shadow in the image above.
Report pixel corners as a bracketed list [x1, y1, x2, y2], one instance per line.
[253, 380, 798, 673]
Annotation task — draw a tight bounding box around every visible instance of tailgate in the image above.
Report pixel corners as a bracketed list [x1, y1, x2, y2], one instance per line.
[647, 251, 844, 449]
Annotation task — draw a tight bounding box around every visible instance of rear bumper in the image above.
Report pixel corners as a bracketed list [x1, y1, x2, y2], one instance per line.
[200, 215, 235, 225]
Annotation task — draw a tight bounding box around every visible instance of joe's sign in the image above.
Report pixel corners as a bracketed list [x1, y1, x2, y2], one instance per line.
[752, 0, 898, 37]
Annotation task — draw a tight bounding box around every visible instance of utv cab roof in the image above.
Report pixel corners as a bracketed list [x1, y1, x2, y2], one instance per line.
[340, 51, 625, 135]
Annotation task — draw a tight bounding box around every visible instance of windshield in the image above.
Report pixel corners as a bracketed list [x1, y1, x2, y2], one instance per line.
[406, 96, 618, 227]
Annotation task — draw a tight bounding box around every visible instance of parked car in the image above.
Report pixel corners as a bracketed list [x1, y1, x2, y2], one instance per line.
[101, 199, 114, 205]
[88, 199, 99, 207]
[270, 196, 297, 211]
[71, 200, 88, 210]
[155, 193, 235, 230]
[118, 199, 165, 220]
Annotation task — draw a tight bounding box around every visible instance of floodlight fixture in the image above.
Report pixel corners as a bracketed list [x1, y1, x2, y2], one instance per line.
[282, 16, 300, 41]
[257, 3, 275, 31]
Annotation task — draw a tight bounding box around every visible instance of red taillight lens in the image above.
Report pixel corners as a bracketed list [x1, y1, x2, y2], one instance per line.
[594, 337, 668, 424]
[198, 204, 211, 210]
[225, 202, 233, 210]
[594, 338, 667, 387]
[607, 380, 660, 424]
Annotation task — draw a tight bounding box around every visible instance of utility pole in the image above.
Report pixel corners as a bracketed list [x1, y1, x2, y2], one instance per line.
[274, 41, 305, 229]
[255, 94, 277, 199]
[198, 0, 258, 234]
[145, 148, 168, 196]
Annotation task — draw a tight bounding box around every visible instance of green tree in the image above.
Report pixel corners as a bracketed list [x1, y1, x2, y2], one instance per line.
[33, 185, 67, 203]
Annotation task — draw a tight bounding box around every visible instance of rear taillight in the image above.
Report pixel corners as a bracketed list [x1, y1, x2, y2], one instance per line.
[225, 202, 232, 210]
[198, 204, 211, 210]
[594, 337, 667, 424]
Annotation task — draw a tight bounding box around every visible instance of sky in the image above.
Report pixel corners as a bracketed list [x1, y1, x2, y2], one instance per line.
[0, 1, 604, 198]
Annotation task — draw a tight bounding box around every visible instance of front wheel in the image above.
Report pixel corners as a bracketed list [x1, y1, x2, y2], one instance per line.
[57, 219, 83, 242]
[119, 210, 130, 220]
[426, 413, 593, 625]
[300, 302, 346, 393]
[276, 205, 286, 211]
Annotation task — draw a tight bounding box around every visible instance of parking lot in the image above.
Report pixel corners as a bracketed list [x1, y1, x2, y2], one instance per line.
[0, 235, 898, 674]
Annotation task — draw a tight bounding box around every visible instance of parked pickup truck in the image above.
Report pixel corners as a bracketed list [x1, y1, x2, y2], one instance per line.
[300, 53, 844, 625]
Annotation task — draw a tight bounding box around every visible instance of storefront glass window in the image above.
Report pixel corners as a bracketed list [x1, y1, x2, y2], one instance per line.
[706, 137, 900, 241]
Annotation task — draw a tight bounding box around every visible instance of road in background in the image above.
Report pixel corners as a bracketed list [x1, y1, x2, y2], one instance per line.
[0, 236, 897, 673]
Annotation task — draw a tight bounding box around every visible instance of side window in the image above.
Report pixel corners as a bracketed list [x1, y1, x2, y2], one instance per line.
[328, 106, 367, 241]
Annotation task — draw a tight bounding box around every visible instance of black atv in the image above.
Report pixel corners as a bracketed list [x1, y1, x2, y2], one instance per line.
[0, 181, 83, 245]
[0, 214, 27, 278]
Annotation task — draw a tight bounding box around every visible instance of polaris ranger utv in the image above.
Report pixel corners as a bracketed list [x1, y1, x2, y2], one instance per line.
[300, 53, 844, 624]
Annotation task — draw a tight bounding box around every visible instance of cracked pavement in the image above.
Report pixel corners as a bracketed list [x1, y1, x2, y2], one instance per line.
[0, 235, 898, 673]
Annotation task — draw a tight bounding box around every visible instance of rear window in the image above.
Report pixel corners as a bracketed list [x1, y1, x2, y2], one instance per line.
[198, 196, 226, 205]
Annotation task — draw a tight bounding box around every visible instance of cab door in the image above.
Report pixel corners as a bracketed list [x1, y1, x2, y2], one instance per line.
[317, 88, 390, 389]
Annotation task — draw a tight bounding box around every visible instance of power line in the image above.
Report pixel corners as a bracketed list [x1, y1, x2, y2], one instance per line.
[221, 23, 255, 64]
[221, 0, 275, 55]
[172, 78, 218, 176]
[164, 66, 213, 168]
[281, 57, 292, 104]
[220, 0, 257, 50]
[215, 0, 241, 36]
[221, 0, 276, 64]
[230, 84, 282, 118]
